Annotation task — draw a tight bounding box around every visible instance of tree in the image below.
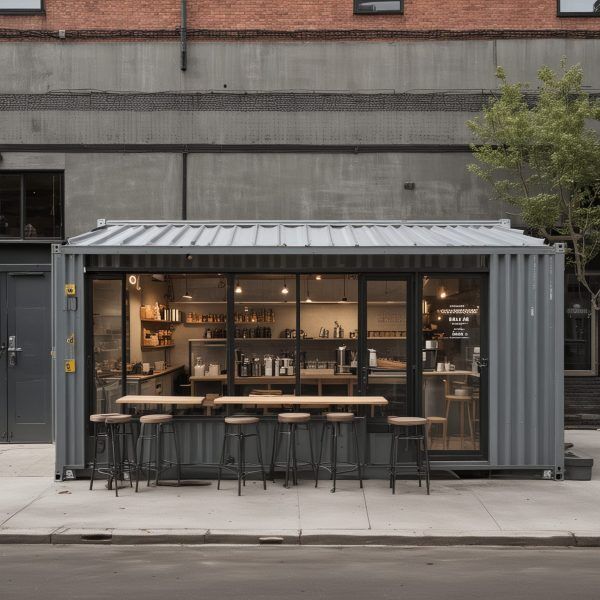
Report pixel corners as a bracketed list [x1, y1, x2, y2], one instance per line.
[467, 61, 600, 309]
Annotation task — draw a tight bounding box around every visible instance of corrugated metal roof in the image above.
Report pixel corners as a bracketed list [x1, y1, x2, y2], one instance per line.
[65, 219, 548, 254]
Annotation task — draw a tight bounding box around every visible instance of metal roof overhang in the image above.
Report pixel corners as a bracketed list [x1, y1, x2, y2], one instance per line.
[60, 219, 556, 256]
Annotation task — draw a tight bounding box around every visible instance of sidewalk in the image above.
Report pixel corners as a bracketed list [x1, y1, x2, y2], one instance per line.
[1, 432, 599, 546]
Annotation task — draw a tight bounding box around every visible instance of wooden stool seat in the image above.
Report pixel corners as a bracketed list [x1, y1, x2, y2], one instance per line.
[387, 416, 427, 427]
[426, 416, 447, 424]
[325, 412, 354, 423]
[278, 412, 311, 424]
[140, 414, 173, 424]
[90, 413, 121, 423]
[426, 416, 448, 450]
[105, 415, 132, 424]
[225, 416, 260, 425]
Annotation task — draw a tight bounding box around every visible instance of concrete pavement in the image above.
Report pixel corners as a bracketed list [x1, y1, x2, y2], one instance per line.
[0, 431, 598, 546]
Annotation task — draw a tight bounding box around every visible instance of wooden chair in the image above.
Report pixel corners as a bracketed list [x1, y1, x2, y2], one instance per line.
[443, 379, 474, 450]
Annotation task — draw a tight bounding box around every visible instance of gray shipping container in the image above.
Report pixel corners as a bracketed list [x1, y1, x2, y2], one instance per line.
[52, 220, 565, 480]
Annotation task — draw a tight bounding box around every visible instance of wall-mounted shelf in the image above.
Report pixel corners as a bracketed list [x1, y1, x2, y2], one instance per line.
[141, 319, 182, 325]
[142, 344, 175, 350]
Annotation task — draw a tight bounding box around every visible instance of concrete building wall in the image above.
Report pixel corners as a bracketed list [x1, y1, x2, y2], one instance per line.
[186, 152, 503, 222]
[63, 154, 182, 235]
[0, 41, 599, 94]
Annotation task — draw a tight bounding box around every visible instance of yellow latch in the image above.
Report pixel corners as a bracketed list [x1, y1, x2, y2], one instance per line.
[64, 359, 76, 373]
[65, 284, 76, 296]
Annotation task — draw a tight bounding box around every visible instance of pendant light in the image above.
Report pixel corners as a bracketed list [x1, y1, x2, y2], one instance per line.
[281, 278, 289, 296]
[339, 275, 348, 303]
[438, 286, 447, 299]
[305, 278, 312, 303]
[315, 274, 322, 281]
[235, 280, 243, 294]
[182, 274, 192, 299]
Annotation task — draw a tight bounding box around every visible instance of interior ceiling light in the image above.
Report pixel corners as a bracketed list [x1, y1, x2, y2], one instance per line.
[182, 274, 192, 300]
[305, 278, 312, 303]
[315, 274, 322, 281]
[128, 275, 137, 286]
[438, 286, 447, 299]
[281, 278, 289, 295]
[235, 281, 243, 294]
[339, 276, 348, 303]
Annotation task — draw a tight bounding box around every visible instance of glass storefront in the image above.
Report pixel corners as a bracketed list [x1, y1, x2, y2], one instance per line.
[565, 274, 597, 374]
[88, 271, 488, 458]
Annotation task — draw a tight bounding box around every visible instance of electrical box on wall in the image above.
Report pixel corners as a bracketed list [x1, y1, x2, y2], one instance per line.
[64, 359, 76, 373]
[65, 283, 76, 296]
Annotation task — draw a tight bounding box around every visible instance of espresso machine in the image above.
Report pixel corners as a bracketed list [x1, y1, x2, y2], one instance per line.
[335, 346, 352, 374]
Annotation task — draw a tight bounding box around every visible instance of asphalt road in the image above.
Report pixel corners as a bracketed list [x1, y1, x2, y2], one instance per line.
[0, 545, 598, 599]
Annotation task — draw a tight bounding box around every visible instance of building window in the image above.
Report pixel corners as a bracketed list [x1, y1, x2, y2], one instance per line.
[0, 172, 63, 240]
[354, 0, 403, 15]
[0, 1, 43, 13]
[565, 274, 598, 374]
[558, 0, 600, 16]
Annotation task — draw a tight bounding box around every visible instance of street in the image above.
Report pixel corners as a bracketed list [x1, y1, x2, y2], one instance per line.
[0, 545, 599, 599]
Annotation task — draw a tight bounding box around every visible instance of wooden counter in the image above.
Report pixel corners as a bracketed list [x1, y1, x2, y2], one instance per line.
[214, 395, 388, 407]
[116, 395, 205, 406]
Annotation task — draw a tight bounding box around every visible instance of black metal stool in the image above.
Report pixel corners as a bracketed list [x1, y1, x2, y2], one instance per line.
[270, 412, 314, 488]
[135, 414, 181, 491]
[217, 416, 267, 496]
[388, 416, 430, 495]
[89, 413, 136, 497]
[315, 412, 363, 493]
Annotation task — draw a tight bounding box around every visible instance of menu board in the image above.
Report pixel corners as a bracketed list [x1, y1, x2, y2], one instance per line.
[438, 304, 479, 340]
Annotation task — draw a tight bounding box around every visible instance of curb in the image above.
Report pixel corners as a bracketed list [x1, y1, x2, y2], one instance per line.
[1, 529, 599, 547]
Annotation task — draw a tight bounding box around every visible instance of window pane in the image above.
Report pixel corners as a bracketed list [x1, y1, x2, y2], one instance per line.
[355, 0, 403, 13]
[565, 275, 595, 371]
[422, 276, 482, 452]
[0, 174, 21, 237]
[559, 0, 600, 13]
[24, 173, 62, 238]
[0, 1, 42, 9]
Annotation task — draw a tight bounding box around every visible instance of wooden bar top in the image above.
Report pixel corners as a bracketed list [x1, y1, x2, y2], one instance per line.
[423, 371, 479, 377]
[214, 395, 388, 406]
[116, 395, 205, 405]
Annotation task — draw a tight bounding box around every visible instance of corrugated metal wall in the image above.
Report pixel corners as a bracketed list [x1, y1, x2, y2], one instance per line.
[488, 251, 564, 476]
[53, 248, 565, 479]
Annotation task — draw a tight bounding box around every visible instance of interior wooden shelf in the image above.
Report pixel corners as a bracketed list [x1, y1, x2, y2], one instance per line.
[141, 319, 182, 324]
[141, 344, 175, 349]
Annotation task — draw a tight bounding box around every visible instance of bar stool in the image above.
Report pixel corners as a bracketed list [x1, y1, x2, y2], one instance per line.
[89, 413, 137, 497]
[217, 416, 267, 496]
[387, 416, 430, 495]
[270, 412, 314, 488]
[135, 414, 181, 492]
[315, 412, 363, 493]
[426, 416, 448, 450]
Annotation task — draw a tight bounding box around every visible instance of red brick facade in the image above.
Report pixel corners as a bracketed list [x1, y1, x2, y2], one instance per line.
[0, 0, 599, 34]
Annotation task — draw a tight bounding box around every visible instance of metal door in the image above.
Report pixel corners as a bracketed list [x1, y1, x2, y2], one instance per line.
[2, 272, 52, 443]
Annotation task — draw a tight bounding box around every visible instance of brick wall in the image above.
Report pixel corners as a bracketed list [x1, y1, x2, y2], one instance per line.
[0, 0, 599, 33]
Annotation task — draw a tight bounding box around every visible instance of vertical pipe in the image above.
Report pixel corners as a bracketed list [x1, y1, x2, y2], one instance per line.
[180, 0, 187, 72]
[181, 151, 188, 220]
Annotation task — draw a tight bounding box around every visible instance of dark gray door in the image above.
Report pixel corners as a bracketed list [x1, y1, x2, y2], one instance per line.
[2, 272, 52, 443]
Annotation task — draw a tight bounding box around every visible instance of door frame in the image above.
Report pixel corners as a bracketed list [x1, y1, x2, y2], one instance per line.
[0, 273, 7, 442]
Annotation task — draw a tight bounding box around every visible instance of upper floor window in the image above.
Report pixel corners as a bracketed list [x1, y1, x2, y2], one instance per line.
[558, 0, 600, 16]
[0, 172, 63, 240]
[354, 0, 403, 14]
[0, 1, 43, 13]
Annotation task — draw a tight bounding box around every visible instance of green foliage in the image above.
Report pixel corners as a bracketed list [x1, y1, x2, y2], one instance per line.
[468, 60, 600, 309]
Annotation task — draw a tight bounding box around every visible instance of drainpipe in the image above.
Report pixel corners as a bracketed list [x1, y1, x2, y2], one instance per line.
[180, 0, 187, 71]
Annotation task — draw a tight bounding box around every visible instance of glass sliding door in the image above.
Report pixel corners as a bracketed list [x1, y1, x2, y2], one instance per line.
[421, 275, 485, 453]
[363, 278, 410, 417]
[89, 277, 125, 415]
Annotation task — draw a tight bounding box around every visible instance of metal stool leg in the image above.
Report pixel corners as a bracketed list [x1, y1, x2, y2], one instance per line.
[217, 423, 228, 490]
[422, 424, 431, 495]
[89, 422, 99, 491]
[135, 422, 145, 493]
[237, 426, 243, 497]
[270, 421, 280, 482]
[391, 431, 398, 495]
[255, 423, 267, 491]
[351, 420, 363, 489]
[292, 424, 299, 486]
[331, 423, 339, 493]
[108, 423, 120, 497]
[284, 423, 293, 489]
[315, 420, 326, 488]
[171, 422, 181, 486]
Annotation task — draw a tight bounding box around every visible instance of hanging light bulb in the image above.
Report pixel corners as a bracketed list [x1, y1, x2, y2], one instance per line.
[305, 278, 312, 303]
[281, 278, 289, 295]
[315, 274, 322, 281]
[235, 281, 243, 294]
[339, 275, 348, 303]
[182, 274, 192, 299]
[438, 286, 447, 299]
